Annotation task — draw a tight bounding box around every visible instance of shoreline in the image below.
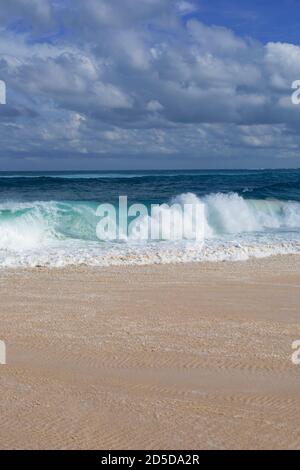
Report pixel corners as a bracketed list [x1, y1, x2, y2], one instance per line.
[1, 255, 300, 449]
[1, 250, 300, 272]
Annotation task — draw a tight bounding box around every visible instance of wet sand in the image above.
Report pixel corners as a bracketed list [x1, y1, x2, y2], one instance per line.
[0, 255, 300, 449]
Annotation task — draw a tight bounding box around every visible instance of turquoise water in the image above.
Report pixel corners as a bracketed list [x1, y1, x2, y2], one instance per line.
[0, 169, 300, 267]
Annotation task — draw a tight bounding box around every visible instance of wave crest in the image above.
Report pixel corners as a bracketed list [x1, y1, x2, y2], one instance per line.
[0, 193, 300, 266]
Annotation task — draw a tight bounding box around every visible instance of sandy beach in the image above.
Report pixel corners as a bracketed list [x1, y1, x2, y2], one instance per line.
[0, 255, 300, 449]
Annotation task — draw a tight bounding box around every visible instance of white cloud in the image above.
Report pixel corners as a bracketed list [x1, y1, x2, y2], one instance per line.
[265, 42, 300, 88]
[146, 100, 164, 112]
[1, 0, 300, 165]
[176, 1, 198, 15]
[92, 82, 133, 109]
[187, 20, 247, 53]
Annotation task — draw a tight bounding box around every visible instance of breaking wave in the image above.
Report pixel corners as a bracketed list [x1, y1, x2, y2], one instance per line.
[0, 192, 300, 267]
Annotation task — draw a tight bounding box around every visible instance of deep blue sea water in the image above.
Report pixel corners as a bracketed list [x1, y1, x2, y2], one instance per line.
[1, 169, 300, 202]
[0, 169, 300, 267]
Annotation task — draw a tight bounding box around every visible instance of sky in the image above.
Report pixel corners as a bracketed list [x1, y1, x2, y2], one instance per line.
[1, 0, 300, 170]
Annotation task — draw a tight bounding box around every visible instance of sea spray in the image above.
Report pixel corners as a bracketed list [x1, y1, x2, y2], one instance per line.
[0, 168, 300, 266]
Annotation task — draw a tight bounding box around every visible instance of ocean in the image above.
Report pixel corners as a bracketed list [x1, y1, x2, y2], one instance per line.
[1, 169, 300, 267]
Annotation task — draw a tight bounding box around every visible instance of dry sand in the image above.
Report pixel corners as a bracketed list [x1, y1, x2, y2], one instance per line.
[0, 255, 300, 449]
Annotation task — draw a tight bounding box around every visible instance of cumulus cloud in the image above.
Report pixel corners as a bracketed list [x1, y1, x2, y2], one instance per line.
[176, 1, 198, 15]
[0, 0, 300, 168]
[147, 100, 164, 112]
[187, 19, 247, 53]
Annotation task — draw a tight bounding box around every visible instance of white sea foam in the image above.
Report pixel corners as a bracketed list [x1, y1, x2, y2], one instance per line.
[0, 192, 300, 267]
